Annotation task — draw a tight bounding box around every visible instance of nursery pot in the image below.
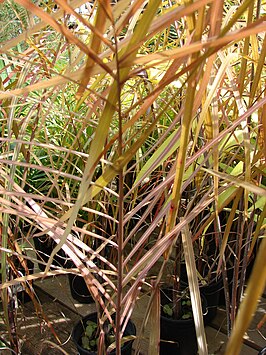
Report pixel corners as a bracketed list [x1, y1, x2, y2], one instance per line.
[68, 274, 94, 304]
[160, 288, 207, 355]
[201, 276, 223, 325]
[33, 236, 68, 271]
[160, 313, 198, 355]
[180, 263, 222, 324]
[72, 312, 136, 355]
[68, 260, 103, 304]
[68, 273, 94, 304]
[258, 347, 266, 355]
[15, 259, 34, 303]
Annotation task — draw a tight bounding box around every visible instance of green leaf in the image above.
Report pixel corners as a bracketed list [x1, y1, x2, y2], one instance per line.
[134, 128, 180, 185]
[85, 320, 97, 338]
[182, 313, 192, 320]
[203, 167, 266, 197]
[163, 304, 173, 317]
[82, 336, 91, 350]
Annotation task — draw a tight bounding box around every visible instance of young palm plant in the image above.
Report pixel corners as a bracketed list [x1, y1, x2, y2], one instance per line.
[0, 1, 265, 354]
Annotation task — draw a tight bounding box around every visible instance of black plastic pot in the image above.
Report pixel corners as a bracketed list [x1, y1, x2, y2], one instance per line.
[72, 312, 136, 355]
[68, 273, 94, 304]
[179, 263, 222, 323]
[160, 313, 198, 355]
[258, 347, 266, 355]
[67, 260, 102, 304]
[160, 288, 207, 355]
[34, 237, 96, 304]
[201, 277, 223, 325]
[13, 259, 34, 304]
[33, 236, 69, 271]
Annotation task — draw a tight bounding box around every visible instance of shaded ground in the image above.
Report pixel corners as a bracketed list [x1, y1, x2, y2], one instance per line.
[17, 287, 79, 354]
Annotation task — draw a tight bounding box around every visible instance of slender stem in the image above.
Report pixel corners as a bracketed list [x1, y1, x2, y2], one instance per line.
[173, 237, 181, 319]
[116, 169, 124, 355]
[238, 214, 253, 306]
[222, 259, 232, 336]
[231, 198, 244, 325]
[8, 299, 19, 354]
[114, 19, 123, 355]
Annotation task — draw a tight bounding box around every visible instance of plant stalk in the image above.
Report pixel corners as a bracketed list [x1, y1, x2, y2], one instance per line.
[115, 19, 123, 355]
